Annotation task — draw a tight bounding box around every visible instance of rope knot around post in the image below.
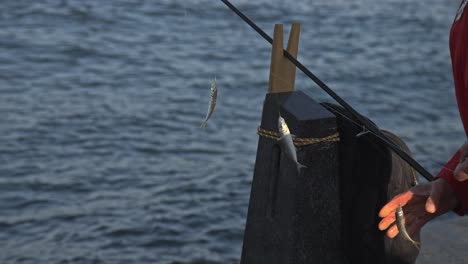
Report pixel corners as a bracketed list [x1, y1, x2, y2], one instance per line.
[257, 127, 340, 147]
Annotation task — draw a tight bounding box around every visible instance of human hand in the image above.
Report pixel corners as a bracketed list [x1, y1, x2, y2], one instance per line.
[378, 179, 459, 239]
[454, 142, 468, 181]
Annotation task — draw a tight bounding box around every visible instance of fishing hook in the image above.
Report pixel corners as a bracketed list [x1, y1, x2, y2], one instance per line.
[220, 0, 435, 182]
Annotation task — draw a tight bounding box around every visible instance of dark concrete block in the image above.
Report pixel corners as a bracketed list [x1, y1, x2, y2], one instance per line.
[240, 91, 346, 264]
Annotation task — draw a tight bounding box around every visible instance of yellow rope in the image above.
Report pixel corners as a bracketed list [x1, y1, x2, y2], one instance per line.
[257, 127, 340, 147]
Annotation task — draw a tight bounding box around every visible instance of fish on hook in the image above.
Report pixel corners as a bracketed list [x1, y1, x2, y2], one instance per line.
[395, 204, 420, 250]
[200, 77, 218, 128]
[356, 127, 371, 138]
[277, 115, 307, 171]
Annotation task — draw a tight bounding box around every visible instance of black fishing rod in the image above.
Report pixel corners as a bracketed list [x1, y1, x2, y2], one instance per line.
[220, 0, 435, 182]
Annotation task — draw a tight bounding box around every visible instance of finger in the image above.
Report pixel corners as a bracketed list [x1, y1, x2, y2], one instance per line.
[401, 196, 429, 213]
[379, 192, 414, 218]
[409, 183, 432, 196]
[378, 214, 396, 231]
[459, 143, 468, 162]
[456, 171, 468, 181]
[454, 160, 468, 182]
[386, 223, 399, 239]
[425, 181, 443, 213]
[379, 206, 421, 231]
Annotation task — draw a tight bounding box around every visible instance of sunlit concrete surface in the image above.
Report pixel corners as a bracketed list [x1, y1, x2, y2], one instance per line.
[417, 216, 468, 263]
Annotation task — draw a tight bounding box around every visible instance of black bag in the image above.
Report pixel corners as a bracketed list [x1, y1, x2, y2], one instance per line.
[324, 103, 421, 264]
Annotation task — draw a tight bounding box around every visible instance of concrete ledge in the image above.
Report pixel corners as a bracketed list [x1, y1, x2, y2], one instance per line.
[417, 215, 468, 264]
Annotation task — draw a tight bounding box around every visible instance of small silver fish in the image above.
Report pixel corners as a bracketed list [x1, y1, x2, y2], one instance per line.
[278, 115, 307, 171]
[200, 78, 218, 128]
[395, 204, 420, 249]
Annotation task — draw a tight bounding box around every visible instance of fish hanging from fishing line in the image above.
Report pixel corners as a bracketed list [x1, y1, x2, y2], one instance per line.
[200, 77, 218, 128]
[220, 0, 436, 183]
[395, 204, 420, 249]
[277, 115, 307, 171]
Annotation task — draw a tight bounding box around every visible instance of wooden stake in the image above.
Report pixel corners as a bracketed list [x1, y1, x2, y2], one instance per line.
[268, 23, 301, 93]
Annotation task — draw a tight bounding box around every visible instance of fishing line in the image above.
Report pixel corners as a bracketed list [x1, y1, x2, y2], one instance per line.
[324, 104, 459, 177]
[323, 104, 410, 159]
[269, 73, 453, 179]
[220, 0, 435, 181]
[424, 160, 462, 175]
[271, 69, 463, 174]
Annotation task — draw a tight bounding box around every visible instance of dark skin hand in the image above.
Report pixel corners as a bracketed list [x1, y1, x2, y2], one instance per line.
[379, 142, 468, 239]
[378, 179, 459, 239]
[454, 142, 468, 181]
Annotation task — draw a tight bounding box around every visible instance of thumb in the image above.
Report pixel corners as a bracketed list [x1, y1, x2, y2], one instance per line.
[454, 160, 468, 182]
[425, 181, 443, 214]
[458, 142, 468, 162]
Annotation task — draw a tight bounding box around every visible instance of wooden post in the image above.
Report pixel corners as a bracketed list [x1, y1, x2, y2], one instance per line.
[269, 23, 300, 93]
[240, 24, 346, 264]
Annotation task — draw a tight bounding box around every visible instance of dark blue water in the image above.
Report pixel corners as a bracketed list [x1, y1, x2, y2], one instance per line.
[0, 0, 465, 263]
